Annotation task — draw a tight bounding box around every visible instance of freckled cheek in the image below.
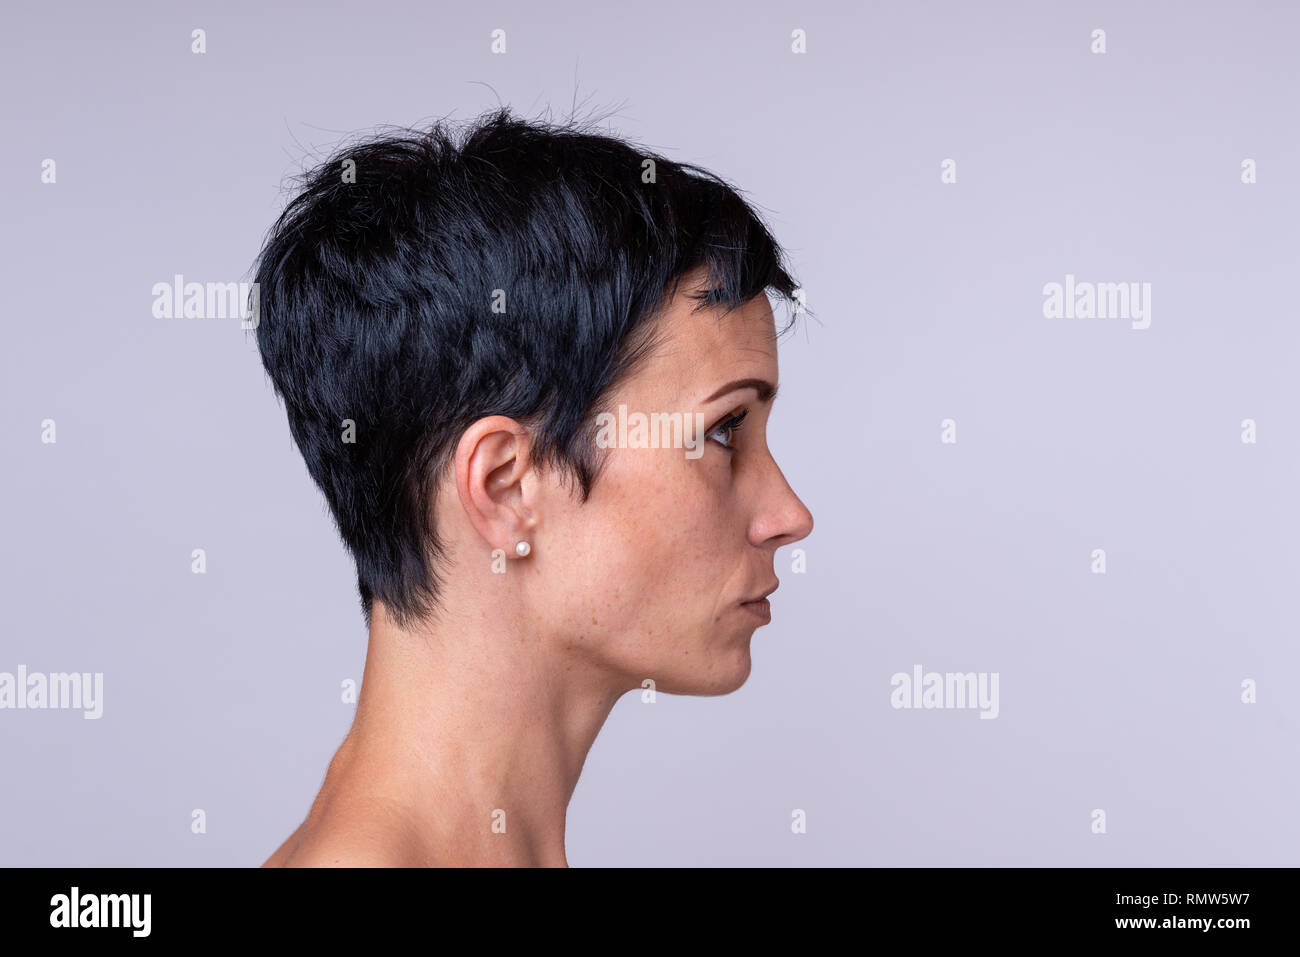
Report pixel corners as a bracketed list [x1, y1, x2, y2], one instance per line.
[597, 457, 714, 581]
[635, 462, 739, 603]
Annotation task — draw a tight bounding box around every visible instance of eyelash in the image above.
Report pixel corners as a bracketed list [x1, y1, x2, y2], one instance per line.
[707, 408, 749, 450]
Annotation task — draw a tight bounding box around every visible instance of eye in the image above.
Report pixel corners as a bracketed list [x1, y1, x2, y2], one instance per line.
[707, 408, 749, 450]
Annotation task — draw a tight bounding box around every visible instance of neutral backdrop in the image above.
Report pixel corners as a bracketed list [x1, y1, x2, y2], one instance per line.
[2, 0, 1297, 866]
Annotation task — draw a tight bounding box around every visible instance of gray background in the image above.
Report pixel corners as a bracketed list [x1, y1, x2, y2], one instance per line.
[2, 0, 1296, 866]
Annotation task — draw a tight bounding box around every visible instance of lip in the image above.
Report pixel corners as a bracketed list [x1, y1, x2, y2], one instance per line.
[739, 598, 771, 623]
[739, 581, 778, 623]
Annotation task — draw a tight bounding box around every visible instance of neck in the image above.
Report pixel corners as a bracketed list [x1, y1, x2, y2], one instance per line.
[322, 596, 625, 866]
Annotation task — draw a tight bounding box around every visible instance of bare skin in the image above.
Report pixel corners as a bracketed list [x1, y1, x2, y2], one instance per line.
[263, 269, 813, 867]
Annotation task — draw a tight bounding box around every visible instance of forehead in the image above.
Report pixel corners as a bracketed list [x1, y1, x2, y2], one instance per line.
[631, 273, 778, 405]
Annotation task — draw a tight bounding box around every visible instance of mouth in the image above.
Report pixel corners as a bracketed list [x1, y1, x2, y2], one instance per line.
[739, 582, 779, 623]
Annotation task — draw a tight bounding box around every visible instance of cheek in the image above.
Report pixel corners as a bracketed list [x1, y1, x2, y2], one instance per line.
[555, 451, 731, 627]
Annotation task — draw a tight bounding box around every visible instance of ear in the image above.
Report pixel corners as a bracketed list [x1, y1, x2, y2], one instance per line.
[453, 416, 537, 555]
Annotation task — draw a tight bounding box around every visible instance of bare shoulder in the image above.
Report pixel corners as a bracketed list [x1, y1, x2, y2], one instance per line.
[260, 821, 305, 867]
[281, 829, 401, 868]
[272, 804, 430, 868]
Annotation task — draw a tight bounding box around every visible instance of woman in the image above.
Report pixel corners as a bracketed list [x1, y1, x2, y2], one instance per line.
[254, 108, 814, 866]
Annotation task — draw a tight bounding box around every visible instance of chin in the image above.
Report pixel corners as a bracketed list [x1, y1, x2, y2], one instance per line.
[711, 651, 754, 695]
[652, 642, 754, 697]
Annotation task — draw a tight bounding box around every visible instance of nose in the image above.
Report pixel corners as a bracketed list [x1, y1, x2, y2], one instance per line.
[748, 456, 814, 549]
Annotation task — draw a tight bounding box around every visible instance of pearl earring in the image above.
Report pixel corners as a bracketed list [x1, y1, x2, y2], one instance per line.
[515, 541, 531, 557]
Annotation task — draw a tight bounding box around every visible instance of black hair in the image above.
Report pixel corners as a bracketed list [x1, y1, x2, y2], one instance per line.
[250, 106, 801, 629]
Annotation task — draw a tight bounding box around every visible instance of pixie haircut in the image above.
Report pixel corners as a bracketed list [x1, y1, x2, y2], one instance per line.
[251, 107, 801, 628]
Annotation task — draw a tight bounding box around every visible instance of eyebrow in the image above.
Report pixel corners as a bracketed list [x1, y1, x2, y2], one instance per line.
[703, 377, 779, 404]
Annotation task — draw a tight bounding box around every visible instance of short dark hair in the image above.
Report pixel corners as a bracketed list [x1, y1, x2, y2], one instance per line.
[250, 107, 801, 628]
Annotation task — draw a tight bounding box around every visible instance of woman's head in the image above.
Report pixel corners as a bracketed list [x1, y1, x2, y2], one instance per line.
[252, 108, 812, 692]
